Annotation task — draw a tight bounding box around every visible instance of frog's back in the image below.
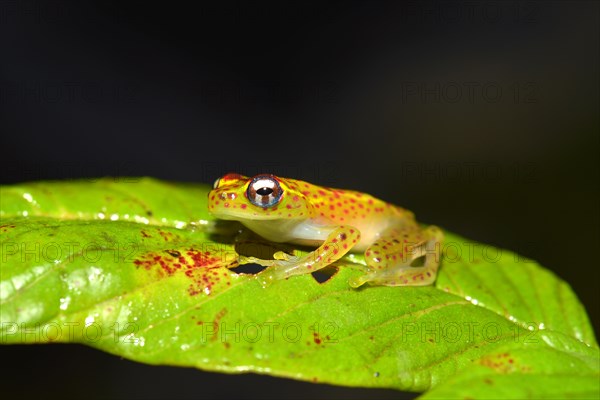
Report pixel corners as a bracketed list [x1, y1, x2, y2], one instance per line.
[286, 178, 414, 230]
[288, 179, 413, 223]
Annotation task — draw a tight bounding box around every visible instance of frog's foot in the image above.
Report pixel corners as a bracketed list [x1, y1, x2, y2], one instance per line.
[361, 226, 444, 287]
[239, 252, 304, 287]
[256, 271, 276, 287]
[239, 251, 301, 267]
[348, 274, 371, 288]
[350, 264, 437, 287]
[260, 251, 327, 287]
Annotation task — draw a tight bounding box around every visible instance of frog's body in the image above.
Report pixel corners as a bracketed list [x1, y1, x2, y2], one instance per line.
[208, 173, 443, 287]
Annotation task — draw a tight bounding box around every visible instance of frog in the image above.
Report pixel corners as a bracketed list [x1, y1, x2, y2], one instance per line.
[208, 173, 444, 287]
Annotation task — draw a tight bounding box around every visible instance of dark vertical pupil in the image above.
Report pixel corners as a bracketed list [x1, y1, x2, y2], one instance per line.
[256, 187, 273, 196]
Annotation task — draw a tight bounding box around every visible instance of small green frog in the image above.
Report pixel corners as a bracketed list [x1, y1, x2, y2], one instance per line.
[208, 173, 443, 287]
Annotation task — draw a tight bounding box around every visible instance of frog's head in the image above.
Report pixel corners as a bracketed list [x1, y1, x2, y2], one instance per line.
[208, 173, 312, 221]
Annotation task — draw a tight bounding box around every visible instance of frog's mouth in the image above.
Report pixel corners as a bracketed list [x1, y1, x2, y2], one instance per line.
[208, 209, 242, 221]
[209, 206, 301, 222]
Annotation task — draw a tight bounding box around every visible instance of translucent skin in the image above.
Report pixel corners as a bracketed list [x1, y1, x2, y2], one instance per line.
[208, 173, 444, 287]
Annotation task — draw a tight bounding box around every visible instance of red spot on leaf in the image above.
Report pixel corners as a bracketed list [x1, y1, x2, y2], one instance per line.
[133, 247, 235, 297]
[313, 332, 322, 345]
[158, 230, 175, 242]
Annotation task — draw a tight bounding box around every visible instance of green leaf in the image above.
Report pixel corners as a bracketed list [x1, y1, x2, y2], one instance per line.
[1, 178, 598, 398]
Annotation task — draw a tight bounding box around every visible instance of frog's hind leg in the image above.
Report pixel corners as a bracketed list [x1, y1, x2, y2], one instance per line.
[349, 226, 444, 287]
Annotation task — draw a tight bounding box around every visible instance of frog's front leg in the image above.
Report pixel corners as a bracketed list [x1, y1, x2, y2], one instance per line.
[241, 226, 361, 286]
[349, 226, 444, 287]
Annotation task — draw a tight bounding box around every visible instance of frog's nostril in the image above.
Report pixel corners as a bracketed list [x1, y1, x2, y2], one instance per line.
[220, 192, 237, 201]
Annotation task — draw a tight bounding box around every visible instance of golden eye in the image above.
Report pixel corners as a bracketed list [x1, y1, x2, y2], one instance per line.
[246, 175, 283, 208]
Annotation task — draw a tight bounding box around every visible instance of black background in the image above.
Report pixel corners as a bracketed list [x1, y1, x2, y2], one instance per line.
[1, 1, 598, 399]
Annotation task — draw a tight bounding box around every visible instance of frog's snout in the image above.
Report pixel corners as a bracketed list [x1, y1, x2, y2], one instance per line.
[208, 187, 244, 215]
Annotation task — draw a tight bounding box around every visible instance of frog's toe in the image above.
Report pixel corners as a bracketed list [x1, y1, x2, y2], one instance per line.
[273, 251, 299, 261]
[349, 274, 371, 288]
[256, 272, 276, 288]
[239, 255, 275, 267]
[271, 257, 303, 270]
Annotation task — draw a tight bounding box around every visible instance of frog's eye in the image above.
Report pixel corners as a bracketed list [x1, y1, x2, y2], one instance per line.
[247, 175, 283, 208]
